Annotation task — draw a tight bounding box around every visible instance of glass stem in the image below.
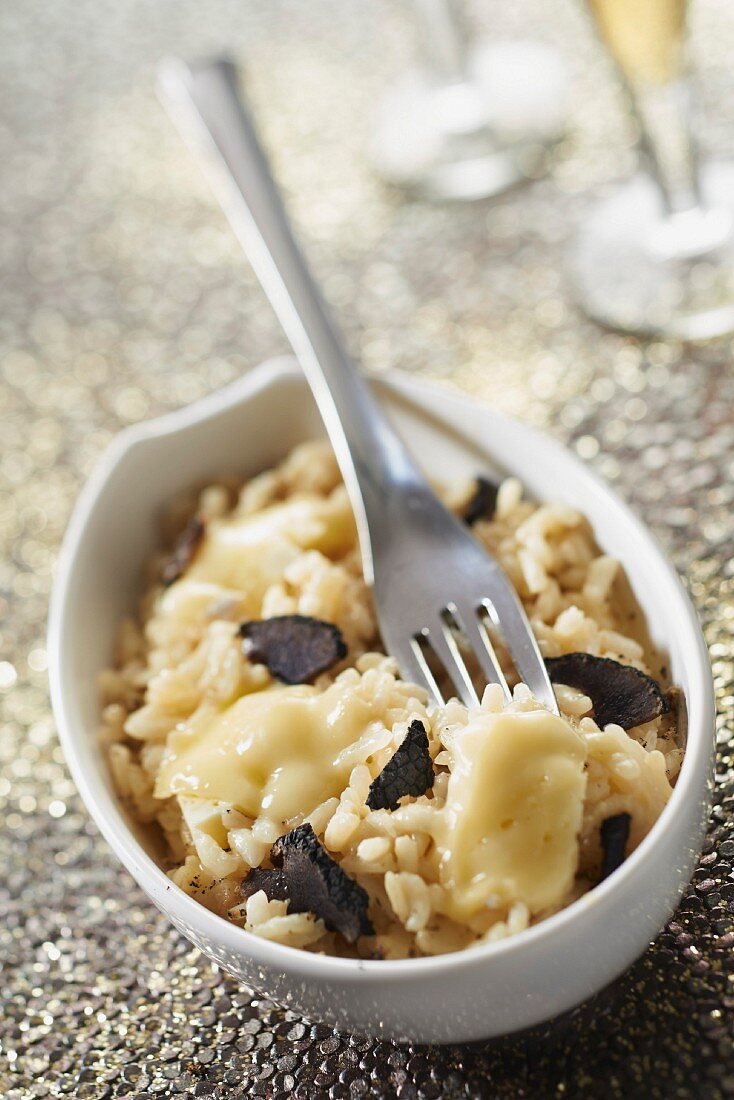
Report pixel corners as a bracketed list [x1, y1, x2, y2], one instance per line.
[629, 75, 703, 216]
[412, 0, 469, 85]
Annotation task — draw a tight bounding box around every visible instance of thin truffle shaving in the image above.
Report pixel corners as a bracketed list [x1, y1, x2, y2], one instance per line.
[161, 515, 205, 586]
[239, 615, 347, 684]
[366, 719, 435, 811]
[600, 812, 632, 881]
[240, 823, 373, 944]
[463, 475, 499, 526]
[545, 652, 669, 730]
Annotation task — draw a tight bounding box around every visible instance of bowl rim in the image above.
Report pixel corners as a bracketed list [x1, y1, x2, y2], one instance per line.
[48, 356, 715, 984]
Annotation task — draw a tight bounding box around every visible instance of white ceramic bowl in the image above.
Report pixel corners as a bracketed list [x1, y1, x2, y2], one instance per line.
[48, 357, 715, 1044]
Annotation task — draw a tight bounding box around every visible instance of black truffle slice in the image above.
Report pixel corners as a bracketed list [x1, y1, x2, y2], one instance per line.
[545, 652, 669, 730]
[240, 823, 373, 943]
[463, 476, 500, 526]
[239, 615, 347, 684]
[599, 812, 632, 881]
[366, 719, 435, 812]
[161, 515, 205, 586]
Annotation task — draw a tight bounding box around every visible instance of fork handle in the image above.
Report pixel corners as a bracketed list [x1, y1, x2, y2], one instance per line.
[158, 56, 424, 584]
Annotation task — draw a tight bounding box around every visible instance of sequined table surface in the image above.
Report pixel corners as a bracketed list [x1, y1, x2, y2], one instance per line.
[2, 1, 734, 1096]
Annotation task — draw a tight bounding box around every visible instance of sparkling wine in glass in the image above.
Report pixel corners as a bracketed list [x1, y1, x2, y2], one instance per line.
[568, 0, 734, 338]
[370, 0, 569, 202]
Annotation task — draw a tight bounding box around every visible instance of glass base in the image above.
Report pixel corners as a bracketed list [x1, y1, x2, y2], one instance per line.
[370, 40, 568, 202]
[568, 162, 734, 339]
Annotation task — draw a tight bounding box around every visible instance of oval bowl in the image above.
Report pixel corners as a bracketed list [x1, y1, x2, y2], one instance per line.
[48, 356, 715, 1043]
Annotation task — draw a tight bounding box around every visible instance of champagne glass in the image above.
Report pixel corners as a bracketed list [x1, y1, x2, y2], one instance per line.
[370, 0, 568, 201]
[568, 0, 734, 339]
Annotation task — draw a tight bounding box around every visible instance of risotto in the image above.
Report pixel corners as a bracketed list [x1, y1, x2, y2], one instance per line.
[100, 441, 682, 959]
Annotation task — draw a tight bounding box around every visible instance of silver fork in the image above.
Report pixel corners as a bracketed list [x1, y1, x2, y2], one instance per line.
[158, 57, 558, 713]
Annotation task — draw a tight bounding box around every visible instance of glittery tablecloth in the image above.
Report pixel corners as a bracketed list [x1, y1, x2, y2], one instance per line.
[2, 0, 734, 1096]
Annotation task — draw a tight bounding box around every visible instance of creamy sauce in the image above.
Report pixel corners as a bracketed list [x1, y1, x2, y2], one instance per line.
[438, 710, 587, 919]
[156, 679, 385, 824]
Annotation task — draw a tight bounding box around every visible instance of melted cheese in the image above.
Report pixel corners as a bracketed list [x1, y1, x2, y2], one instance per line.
[155, 679, 385, 824]
[159, 492, 356, 621]
[438, 710, 587, 919]
[158, 580, 247, 624]
[188, 496, 354, 587]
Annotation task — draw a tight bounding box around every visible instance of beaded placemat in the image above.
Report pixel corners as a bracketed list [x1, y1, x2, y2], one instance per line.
[2, 1, 733, 1096]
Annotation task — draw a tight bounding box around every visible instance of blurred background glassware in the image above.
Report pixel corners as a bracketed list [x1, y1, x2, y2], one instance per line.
[568, 0, 734, 339]
[369, 0, 569, 201]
